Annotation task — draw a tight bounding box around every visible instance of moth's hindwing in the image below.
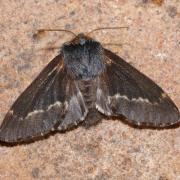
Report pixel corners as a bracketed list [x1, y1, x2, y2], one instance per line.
[57, 81, 88, 131]
[97, 49, 180, 127]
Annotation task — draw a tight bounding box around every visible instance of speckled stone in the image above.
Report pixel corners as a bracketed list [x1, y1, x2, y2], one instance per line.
[0, 0, 179, 179]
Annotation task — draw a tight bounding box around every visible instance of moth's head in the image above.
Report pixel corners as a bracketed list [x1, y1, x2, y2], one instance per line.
[61, 33, 105, 80]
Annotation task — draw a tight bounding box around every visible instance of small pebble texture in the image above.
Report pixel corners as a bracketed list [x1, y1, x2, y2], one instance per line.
[0, 0, 180, 179]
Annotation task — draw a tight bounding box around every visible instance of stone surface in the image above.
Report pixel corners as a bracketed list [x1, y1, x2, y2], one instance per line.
[0, 0, 179, 179]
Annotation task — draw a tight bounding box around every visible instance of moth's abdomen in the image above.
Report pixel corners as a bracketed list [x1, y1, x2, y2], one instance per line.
[77, 79, 104, 128]
[78, 80, 97, 109]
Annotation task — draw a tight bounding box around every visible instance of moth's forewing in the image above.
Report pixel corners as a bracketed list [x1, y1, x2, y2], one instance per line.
[0, 55, 67, 142]
[101, 49, 180, 127]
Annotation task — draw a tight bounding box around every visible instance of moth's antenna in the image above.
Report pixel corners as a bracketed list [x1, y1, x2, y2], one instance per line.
[103, 42, 131, 48]
[86, 27, 129, 36]
[34, 29, 77, 39]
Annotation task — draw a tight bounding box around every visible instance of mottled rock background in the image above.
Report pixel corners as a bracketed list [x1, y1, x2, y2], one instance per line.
[0, 0, 179, 179]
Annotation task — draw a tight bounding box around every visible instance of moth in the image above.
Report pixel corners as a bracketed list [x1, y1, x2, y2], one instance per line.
[0, 31, 179, 143]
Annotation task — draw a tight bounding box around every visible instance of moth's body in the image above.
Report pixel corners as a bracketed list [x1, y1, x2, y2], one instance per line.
[60, 34, 108, 128]
[0, 33, 179, 143]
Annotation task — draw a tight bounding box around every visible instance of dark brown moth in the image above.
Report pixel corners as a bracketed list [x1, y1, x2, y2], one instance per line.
[0, 32, 179, 143]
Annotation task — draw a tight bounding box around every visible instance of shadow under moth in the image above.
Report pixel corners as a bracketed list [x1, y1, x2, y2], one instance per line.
[0, 32, 179, 143]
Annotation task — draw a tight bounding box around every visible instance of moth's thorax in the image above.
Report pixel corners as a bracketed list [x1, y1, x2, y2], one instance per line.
[61, 34, 105, 80]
